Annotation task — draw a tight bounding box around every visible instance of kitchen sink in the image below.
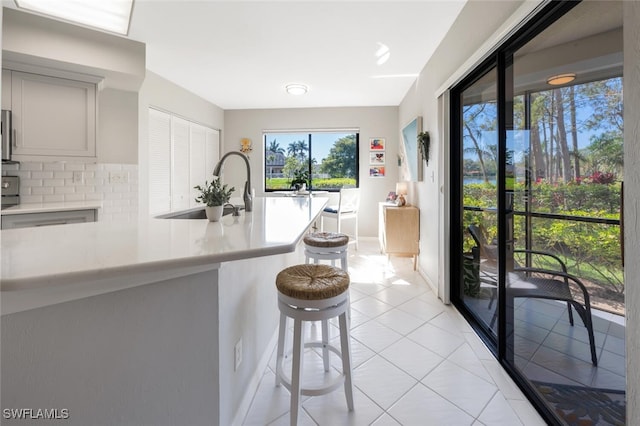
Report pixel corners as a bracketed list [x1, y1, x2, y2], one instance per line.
[157, 205, 243, 219]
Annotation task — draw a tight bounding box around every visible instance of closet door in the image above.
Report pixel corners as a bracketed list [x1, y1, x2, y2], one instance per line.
[171, 116, 190, 211]
[148, 109, 171, 215]
[189, 123, 207, 208]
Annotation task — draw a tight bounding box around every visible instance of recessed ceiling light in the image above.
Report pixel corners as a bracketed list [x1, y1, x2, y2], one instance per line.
[547, 73, 576, 86]
[375, 42, 390, 65]
[15, 0, 134, 35]
[285, 84, 308, 96]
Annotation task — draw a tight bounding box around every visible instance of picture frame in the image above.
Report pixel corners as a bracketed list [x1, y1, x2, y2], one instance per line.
[369, 166, 385, 177]
[369, 152, 385, 165]
[401, 117, 423, 181]
[369, 138, 385, 150]
[386, 191, 397, 202]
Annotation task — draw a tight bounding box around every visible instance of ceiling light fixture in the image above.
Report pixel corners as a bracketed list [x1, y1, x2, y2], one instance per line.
[285, 84, 308, 96]
[375, 42, 390, 66]
[15, 0, 134, 35]
[546, 73, 576, 86]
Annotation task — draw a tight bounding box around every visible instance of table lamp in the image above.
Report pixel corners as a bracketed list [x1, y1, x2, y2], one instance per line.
[395, 181, 408, 207]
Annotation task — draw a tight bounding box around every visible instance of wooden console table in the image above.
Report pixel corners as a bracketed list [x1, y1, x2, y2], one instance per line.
[378, 203, 420, 270]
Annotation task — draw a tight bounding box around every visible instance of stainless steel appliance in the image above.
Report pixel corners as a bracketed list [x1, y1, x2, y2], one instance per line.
[1, 109, 17, 163]
[1, 175, 19, 209]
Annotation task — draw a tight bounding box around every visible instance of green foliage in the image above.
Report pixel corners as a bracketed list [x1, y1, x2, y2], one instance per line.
[463, 181, 623, 293]
[267, 139, 284, 154]
[418, 131, 430, 164]
[265, 177, 356, 190]
[194, 178, 235, 207]
[290, 168, 310, 189]
[319, 135, 357, 178]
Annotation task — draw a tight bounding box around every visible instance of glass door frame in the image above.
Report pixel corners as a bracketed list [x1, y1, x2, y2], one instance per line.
[449, 2, 581, 424]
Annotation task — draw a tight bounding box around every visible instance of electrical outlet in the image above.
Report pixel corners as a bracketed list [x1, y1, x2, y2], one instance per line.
[73, 171, 84, 183]
[234, 338, 243, 371]
[109, 171, 129, 184]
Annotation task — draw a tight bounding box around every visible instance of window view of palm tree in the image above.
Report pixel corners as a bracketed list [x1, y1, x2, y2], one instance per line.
[264, 132, 359, 191]
[462, 76, 623, 315]
[456, 2, 625, 423]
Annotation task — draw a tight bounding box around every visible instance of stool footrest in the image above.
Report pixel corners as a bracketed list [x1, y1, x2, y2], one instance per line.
[276, 341, 346, 397]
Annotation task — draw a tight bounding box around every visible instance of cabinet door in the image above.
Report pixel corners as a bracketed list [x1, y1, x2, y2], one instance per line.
[171, 116, 190, 211]
[189, 123, 207, 208]
[11, 71, 96, 157]
[384, 206, 419, 255]
[205, 127, 220, 180]
[1, 209, 96, 229]
[148, 109, 171, 215]
[2, 69, 11, 110]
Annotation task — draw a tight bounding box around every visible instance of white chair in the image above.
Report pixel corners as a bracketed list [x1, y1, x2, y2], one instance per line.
[320, 188, 360, 250]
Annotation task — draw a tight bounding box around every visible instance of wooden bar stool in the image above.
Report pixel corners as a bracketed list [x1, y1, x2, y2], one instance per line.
[275, 264, 354, 425]
[303, 231, 349, 272]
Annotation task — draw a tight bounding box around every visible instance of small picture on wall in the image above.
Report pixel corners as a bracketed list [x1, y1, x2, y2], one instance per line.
[369, 138, 385, 150]
[369, 166, 385, 177]
[370, 152, 385, 165]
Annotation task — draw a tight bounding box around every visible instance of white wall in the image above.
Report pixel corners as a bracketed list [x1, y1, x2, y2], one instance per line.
[224, 107, 399, 237]
[98, 89, 139, 163]
[397, 0, 525, 293]
[138, 70, 225, 216]
[623, 0, 639, 420]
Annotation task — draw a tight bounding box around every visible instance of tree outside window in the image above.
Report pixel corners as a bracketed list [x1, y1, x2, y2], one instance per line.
[264, 132, 359, 191]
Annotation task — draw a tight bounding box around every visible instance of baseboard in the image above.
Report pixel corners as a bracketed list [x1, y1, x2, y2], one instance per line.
[417, 263, 442, 302]
[231, 328, 279, 426]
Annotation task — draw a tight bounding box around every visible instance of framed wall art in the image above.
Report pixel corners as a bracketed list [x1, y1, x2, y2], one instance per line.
[369, 138, 385, 150]
[369, 152, 385, 165]
[401, 117, 423, 181]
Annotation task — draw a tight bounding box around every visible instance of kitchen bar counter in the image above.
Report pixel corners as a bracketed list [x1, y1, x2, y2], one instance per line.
[1, 196, 326, 313]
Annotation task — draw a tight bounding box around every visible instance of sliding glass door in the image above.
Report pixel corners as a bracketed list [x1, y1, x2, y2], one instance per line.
[452, 2, 625, 424]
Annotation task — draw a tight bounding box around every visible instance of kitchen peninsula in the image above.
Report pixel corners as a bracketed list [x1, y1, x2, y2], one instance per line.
[1, 196, 326, 426]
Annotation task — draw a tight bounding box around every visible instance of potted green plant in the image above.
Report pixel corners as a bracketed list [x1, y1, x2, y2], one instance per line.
[194, 178, 235, 222]
[417, 131, 430, 165]
[290, 168, 310, 191]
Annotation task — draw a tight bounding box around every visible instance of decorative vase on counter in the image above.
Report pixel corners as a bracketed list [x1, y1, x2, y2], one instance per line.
[205, 205, 224, 222]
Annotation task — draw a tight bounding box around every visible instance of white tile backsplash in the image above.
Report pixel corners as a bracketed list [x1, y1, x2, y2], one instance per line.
[7, 161, 138, 222]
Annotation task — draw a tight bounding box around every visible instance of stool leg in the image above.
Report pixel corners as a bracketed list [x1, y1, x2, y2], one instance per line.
[275, 312, 287, 387]
[321, 319, 330, 372]
[341, 252, 348, 272]
[339, 312, 354, 411]
[290, 318, 305, 426]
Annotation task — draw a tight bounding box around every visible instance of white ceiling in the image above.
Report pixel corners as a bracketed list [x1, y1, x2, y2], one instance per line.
[126, 0, 467, 110]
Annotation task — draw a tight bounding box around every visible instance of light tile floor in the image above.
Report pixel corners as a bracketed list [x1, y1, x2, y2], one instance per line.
[242, 239, 546, 425]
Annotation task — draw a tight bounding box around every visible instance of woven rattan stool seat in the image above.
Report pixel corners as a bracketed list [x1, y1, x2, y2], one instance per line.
[276, 264, 349, 301]
[303, 232, 349, 248]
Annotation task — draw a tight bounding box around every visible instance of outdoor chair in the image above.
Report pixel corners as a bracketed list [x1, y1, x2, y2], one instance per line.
[468, 224, 598, 366]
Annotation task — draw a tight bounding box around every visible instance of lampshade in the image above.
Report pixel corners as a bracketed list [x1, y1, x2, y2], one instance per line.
[547, 73, 576, 86]
[395, 181, 409, 195]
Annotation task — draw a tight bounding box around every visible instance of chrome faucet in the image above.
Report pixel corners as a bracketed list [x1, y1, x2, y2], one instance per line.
[213, 151, 252, 212]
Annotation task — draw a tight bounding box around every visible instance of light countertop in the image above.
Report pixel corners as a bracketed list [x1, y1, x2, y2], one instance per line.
[1, 200, 103, 215]
[1, 197, 326, 313]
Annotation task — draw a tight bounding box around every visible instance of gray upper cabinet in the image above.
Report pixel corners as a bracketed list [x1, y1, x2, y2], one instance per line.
[8, 70, 96, 159]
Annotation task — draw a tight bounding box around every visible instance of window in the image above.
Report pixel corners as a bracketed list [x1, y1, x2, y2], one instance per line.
[264, 131, 359, 191]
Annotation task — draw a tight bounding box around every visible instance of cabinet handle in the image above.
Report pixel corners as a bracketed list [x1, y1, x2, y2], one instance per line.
[13, 129, 17, 148]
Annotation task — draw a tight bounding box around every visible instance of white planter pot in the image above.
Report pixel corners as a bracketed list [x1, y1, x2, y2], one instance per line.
[205, 205, 224, 222]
